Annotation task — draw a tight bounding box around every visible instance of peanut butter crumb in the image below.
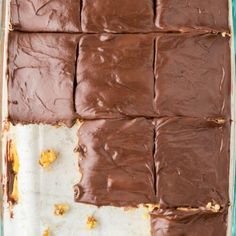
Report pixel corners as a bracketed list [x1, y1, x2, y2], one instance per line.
[9, 23, 13, 31]
[43, 228, 50, 236]
[207, 118, 226, 125]
[221, 32, 231, 37]
[144, 204, 160, 212]
[206, 202, 212, 209]
[39, 150, 57, 168]
[54, 204, 70, 216]
[221, 32, 226, 37]
[7, 140, 20, 203]
[177, 207, 199, 212]
[86, 216, 97, 230]
[10, 175, 19, 202]
[206, 202, 221, 212]
[214, 118, 226, 124]
[8, 140, 20, 173]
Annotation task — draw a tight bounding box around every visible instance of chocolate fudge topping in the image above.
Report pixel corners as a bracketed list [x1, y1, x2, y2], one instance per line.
[10, 0, 81, 32]
[155, 0, 229, 32]
[8, 32, 79, 127]
[150, 209, 228, 236]
[74, 118, 156, 207]
[7, 0, 232, 232]
[75, 34, 155, 119]
[154, 33, 231, 119]
[155, 117, 230, 208]
[81, 0, 154, 33]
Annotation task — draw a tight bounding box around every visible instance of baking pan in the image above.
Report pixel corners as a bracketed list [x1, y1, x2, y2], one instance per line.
[1, 0, 236, 235]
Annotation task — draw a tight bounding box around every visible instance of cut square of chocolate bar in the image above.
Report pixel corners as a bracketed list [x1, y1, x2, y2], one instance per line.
[150, 209, 228, 236]
[74, 118, 156, 207]
[154, 34, 231, 119]
[155, 117, 230, 208]
[8, 32, 79, 127]
[155, 0, 229, 32]
[75, 34, 155, 119]
[81, 0, 154, 32]
[10, 0, 81, 32]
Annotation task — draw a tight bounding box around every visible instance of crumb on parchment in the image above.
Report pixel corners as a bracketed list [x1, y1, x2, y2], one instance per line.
[54, 204, 70, 216]
[39, 149, 57, 168]
[10, 175, 19, 202]
[7, 140, 20, 204]
[86, 216, 97, 230]
[43, 228, 50, 236]
[8, 140, 19, 173]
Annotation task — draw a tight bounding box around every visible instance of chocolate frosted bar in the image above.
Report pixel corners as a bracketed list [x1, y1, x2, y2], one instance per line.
[81, 0, 154, 33]
[155, 117, 230, 208]
[74, 118, 156, 207]
[75, 34, 155, 119]
[150, 209, 228, 236]
[8, 32, 79, 127]
[10, 0, 81, 32]
[155, 0, 229, 32]
[10, 0, 229, 33]
[154, 33, 231, 119]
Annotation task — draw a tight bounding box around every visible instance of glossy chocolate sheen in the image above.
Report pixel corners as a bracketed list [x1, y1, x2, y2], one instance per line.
[154, 33, 231, 119]
[75, 34, 155, 119]
[74, 118, 156, 207]
[150, 209, 228, 236]
[155, 0, 229, 32]
[10, 0, 81, 32]
[155, 118, 230, 208]
[8, 32, 79, 127]
[81, 0, 154, 33]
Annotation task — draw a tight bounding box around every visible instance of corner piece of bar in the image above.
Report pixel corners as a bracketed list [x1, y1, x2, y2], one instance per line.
[10, 0, 81, 32]
[154, 33, 231, 119]
[75, 34, 155, 119]
[150, 208, 228, 236]
[155, 117, 230, 208]
[8, 32, 80, 127]
[155, 0, 229, 32]
[74, 118, 156, 207]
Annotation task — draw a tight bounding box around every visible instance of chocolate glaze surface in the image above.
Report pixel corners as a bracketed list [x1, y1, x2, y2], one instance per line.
[150, 209, 228, 236]
[8, 32, 79, 127]
[155, 0, 229, 32]
[155, 117, 230, 208]
[10, 0, 81, 32]
[74, 118, 156, 207]
[81, 0, 154, 32]
[154, 33, 231, 119]
[75, 34, 155, 119]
